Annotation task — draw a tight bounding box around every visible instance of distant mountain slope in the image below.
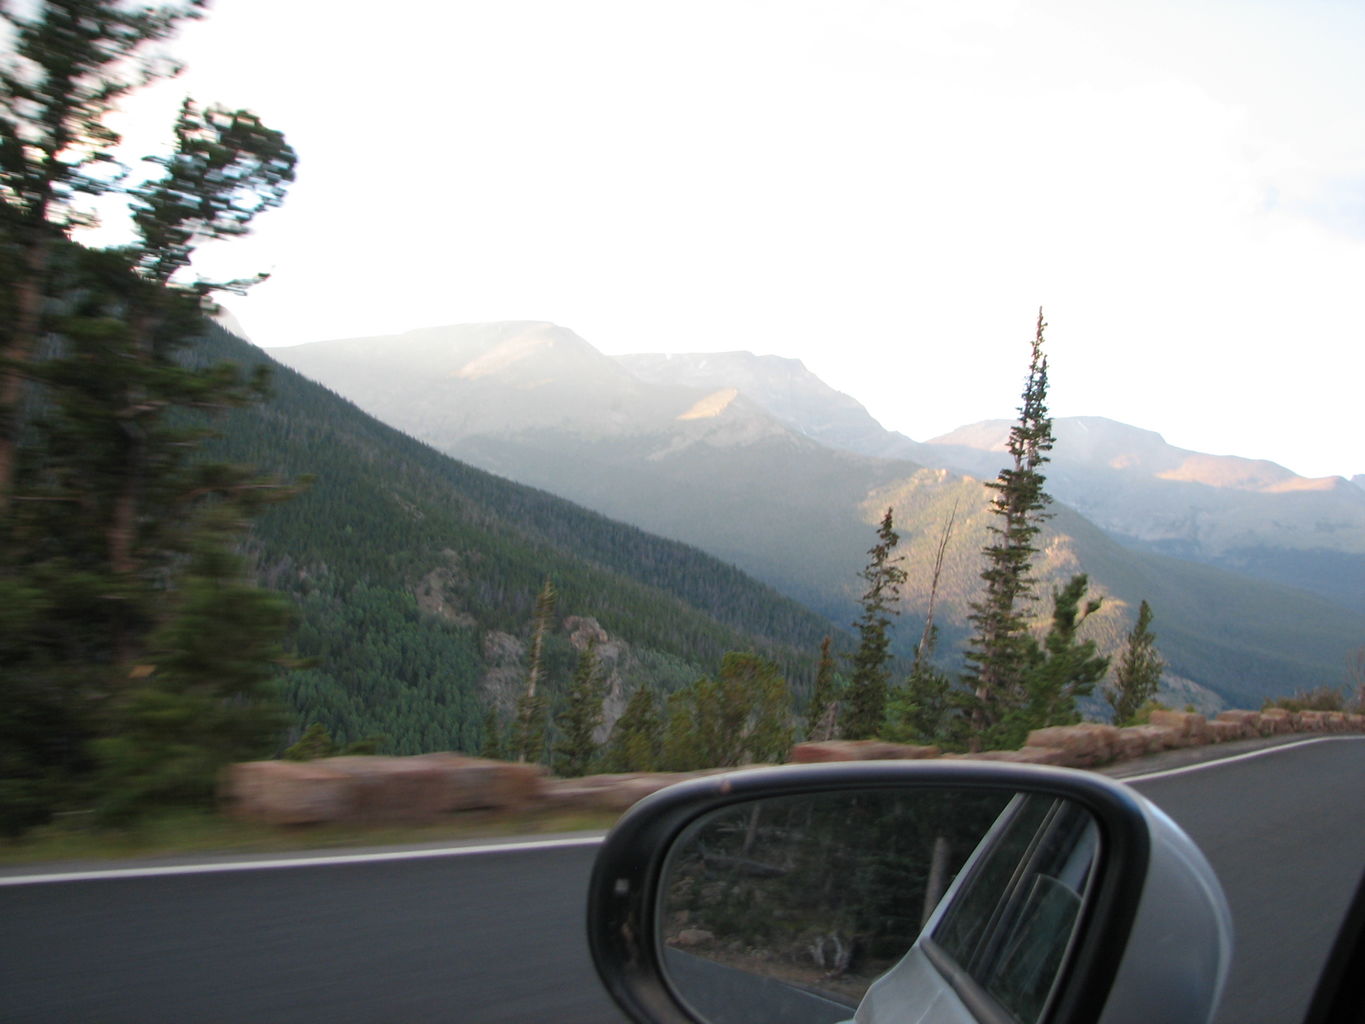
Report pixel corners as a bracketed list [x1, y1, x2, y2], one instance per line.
[614, 349, 1365, 615]
[924, 417, 1365, 612]
[273, 323, 922, 612]
[199, 324, 840, 754]
[268, 322, 1365, 708]
[615, 351, 916, 459]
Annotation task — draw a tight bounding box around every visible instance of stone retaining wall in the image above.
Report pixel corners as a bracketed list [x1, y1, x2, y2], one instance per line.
[222, 710, 1365, 826]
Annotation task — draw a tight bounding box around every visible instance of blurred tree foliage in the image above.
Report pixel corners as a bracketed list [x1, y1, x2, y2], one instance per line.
[0, 0, 296, 833]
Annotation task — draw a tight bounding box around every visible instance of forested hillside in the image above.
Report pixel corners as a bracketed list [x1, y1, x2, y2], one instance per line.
[271, 321, 1365, 709]
[198, 325, 841, 753]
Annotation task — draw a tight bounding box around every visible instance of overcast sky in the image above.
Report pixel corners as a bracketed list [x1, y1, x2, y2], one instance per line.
[92, 0, 1365, 478]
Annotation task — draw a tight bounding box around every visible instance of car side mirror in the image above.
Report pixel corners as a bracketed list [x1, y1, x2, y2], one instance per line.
[587, 761, 1232, 1024]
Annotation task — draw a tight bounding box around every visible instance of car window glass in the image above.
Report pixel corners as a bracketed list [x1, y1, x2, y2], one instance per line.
[932, 799, 1099, 1024]
[932, 796, 1052, 967]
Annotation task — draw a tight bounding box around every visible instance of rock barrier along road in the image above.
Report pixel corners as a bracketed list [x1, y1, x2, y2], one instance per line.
[2, 736, 1363, 1024]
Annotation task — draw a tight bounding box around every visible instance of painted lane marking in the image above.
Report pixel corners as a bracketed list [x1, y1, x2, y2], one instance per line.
[0, 834, 606, 887]
[1120, 735, 1365, 783]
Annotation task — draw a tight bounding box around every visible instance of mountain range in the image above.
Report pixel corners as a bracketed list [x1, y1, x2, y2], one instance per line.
[194, 323, 837, 754]
[268, 321, 1365, 711]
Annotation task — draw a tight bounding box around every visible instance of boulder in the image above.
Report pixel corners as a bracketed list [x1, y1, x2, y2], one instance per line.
[789, 740, 941, 763]
[1146, 711, 1210, 746]
[221, 754, 544, 825]
[541, 773, 687, 812]
[1121, 724, 1181, 756]
[1259, 708, 1293, 734]
[1217, 710, 1262, 735]
[222, 760, 353, 826]
[1206, 720, 1247, 743]
[1025, 724, 1120, 767]
[674, 929, 715, 948]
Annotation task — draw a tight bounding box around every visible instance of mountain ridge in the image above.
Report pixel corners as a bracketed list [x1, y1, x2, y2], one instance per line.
[267, 321, 1365, 707]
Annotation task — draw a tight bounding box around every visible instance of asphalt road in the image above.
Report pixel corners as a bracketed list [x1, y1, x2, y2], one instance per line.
[1123, 737, 1365, 1024]
[2, 736, 1362, 1024]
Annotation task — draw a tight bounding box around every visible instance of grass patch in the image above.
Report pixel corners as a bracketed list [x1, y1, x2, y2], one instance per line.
[0, 806, 624, 869]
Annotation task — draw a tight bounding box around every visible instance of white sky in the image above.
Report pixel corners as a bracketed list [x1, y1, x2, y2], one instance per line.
[89, 0, 1365, 478]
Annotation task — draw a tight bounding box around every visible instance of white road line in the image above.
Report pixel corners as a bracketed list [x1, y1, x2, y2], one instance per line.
[1119, 734, 1365, 783]
[0, 834, 606, 887]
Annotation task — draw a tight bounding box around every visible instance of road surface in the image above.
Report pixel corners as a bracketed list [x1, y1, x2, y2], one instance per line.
[3, 736, 1362, 1023]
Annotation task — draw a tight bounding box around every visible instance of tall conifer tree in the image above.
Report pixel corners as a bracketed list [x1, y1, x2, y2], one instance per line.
[1104, 600, 1164, 725]
[962, 310, 1054, 748]
[843, 508, 906, 739]
[0, 0, 297, 831]
[552, 639, 606, 777]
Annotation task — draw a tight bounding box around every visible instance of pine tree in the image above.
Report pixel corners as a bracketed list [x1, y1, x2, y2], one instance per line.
[0, 1, 297, 831]
[92, 498, 293, 821]
[843, 508, 906, 739]
[885, 626, 954, 746]
[805, 635, 840, 741]
[963, 310, 1054, 749]
[0, 0, 206, 508]
[603, 683, 661, 772]
[552, 639, 606, 777]
[1104, 600, 1164, 726]
[479, 706, 505, 760]
[1006, 574, 1110, 746]
[660, 653, 793, 770]
[284, 724, 336, 761]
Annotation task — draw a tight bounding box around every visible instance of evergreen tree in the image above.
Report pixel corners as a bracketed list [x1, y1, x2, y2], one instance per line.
[603, 683, 662, 772]
[0, 0, 297, 831]
[284, 724, 336, 761]
[552, 639, 606, 777]
[844, 508, 906, 739]
[885, 504, 960, 745]
[92, 498, 293, 822]
[1003, 574, 1110, 747]
[0, 0, 206, 507]
[962, 310, 1054, 749]
[885, 626, 955, 746]
[1104, 600, 1164, 726]
[479, 706, 505, 760]
[805, 635, 840, 741]
[660, 653, 793, 770]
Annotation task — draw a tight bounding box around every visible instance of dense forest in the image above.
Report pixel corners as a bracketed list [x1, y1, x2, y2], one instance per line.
[197, 324, 844, 754]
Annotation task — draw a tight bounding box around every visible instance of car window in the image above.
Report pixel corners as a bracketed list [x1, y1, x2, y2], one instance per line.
[930, 797, 1099, 1024]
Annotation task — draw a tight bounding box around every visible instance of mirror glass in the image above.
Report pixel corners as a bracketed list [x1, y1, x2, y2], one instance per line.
[656, 787, 1100, 1024]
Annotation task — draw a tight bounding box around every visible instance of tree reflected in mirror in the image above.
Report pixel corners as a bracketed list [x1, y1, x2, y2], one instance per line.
[658, 787, 1016, 1017]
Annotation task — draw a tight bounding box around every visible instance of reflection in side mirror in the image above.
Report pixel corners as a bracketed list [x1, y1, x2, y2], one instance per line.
[656, 789, 1097, 1024]
[587, 762, 1231, 1024]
